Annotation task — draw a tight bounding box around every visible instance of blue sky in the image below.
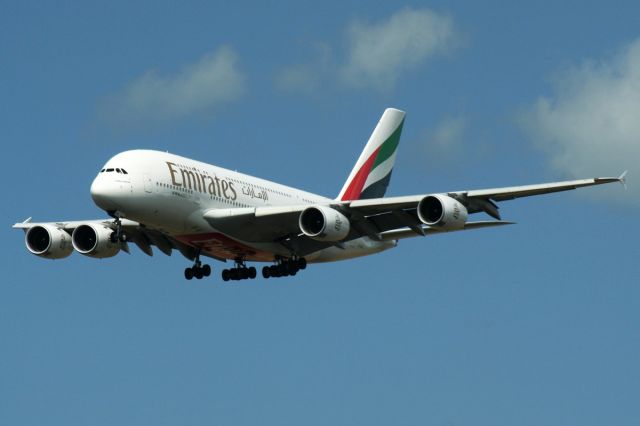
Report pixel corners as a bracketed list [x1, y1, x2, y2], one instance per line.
[1, 2, 639, 425]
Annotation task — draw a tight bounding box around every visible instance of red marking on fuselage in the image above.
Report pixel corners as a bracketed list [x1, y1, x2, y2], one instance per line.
[175, 232, 273, 262]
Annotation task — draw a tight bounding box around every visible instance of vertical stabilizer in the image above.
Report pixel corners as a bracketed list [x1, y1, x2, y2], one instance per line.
[337, 108, 405, 201]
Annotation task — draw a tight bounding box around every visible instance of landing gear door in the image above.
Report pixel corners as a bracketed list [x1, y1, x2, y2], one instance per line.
[143, 174, 152, 193]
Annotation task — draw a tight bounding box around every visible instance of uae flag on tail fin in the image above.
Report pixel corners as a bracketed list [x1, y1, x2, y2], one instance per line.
[337, 108, 405, 201]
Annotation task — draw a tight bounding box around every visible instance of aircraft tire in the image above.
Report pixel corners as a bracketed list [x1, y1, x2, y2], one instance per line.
[269, 265, 280, 278]
[202, 264, 211, 277]
[297, 258, 307, 270]
[184, 268, 194, 280]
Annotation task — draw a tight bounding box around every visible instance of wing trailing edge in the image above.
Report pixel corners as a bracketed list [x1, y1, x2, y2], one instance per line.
[379, 221, 515, 241]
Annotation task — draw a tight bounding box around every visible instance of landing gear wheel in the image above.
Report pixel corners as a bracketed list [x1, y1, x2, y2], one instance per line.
[184, 268, 194, 280]
[262, 266, 270, 279]
[286, 263, 299, 275]
[248, 267, 257, 279]
[297, 258, 307, 270]
[202, 264, 211, 277]
[222, 269, 230, 281]
[269, 265, 279, 278]
[280, 265, 290, 277]
[194, 268, 203, 279]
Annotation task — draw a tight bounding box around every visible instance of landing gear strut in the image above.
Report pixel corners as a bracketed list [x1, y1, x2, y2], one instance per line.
[108, 214, 127, 243]
[184, 251, 211, 280]
[262, 257, 306, 279]
[221, 259, 257, 282]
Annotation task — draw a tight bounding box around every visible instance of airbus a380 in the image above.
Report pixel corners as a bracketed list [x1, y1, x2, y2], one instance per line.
[14, 108, 625, 281]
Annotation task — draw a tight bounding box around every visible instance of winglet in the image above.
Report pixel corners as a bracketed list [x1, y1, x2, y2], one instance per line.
[618, 170, 628, 190]
[12, 217, 32, 229]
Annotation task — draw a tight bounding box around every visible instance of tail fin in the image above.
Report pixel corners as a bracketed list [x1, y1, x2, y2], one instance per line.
[337, 108, 405, 201]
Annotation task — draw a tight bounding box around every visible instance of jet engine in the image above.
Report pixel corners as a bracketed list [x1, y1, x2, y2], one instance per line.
[25, 225, 73, 259]
[299, 205, 350, 242]
[417, 194, 468, 230]
[72, 224, 120, 258]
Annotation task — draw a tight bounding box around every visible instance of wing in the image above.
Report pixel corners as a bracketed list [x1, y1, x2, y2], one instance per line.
[348, 174, 625, 216]
[203, 173, 625, 256]
[12, 218, 210, 261]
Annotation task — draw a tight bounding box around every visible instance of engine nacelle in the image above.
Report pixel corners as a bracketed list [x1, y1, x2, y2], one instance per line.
[25, 225, 73, 259]
[417, 194, 468, 230]
[299, 205, 350, 242]
[72, 224, 120, 258]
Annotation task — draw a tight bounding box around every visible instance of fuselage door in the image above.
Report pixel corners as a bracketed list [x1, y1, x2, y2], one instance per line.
[143, 174, 152, 193]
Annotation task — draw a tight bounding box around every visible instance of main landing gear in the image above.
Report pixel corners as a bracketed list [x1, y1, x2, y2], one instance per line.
[181, 256, 307, 281]
[221, 259, 257, 281]
[262, 257, 306, 279]
[184, 252, 211, 280]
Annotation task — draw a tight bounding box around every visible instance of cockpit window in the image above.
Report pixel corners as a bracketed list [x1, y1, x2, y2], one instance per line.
[101, 167, 128, 173]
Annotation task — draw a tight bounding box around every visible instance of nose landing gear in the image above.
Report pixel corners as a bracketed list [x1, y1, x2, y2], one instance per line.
[108, 213, 127, 243]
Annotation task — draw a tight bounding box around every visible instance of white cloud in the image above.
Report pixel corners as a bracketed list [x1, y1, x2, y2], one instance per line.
[274, 8, 459, 94]
[103, 46, 245, 126]
[521, 39, 640, 203]
[341, 8, 458, 90]
[274, 44, 332, 94]
[427, 116, 466, 155]
[418, 116, 467, 169]
[274, 65, 321, 94]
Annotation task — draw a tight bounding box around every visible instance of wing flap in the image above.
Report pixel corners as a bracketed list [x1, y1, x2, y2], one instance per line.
[379, 221, 515, 241]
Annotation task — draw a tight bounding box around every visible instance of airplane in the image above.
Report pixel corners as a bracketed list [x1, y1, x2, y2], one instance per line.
[13, 108, 626, 281]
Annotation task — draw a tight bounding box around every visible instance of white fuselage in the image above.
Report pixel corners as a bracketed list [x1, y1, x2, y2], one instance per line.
[90, 150, 395, 263]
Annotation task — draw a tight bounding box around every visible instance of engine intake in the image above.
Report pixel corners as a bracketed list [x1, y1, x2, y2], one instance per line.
[299, 205, 350, 242]
[25, 225, 73, 259]
[72, 224, 120, 258]
[417, 195, 468, 230]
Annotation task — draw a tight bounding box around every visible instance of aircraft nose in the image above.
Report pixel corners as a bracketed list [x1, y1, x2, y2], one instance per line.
[90, 176, 120, 211]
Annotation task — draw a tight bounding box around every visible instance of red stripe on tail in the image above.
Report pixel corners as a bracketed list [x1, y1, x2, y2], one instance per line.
[340, 147, 380, 201]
